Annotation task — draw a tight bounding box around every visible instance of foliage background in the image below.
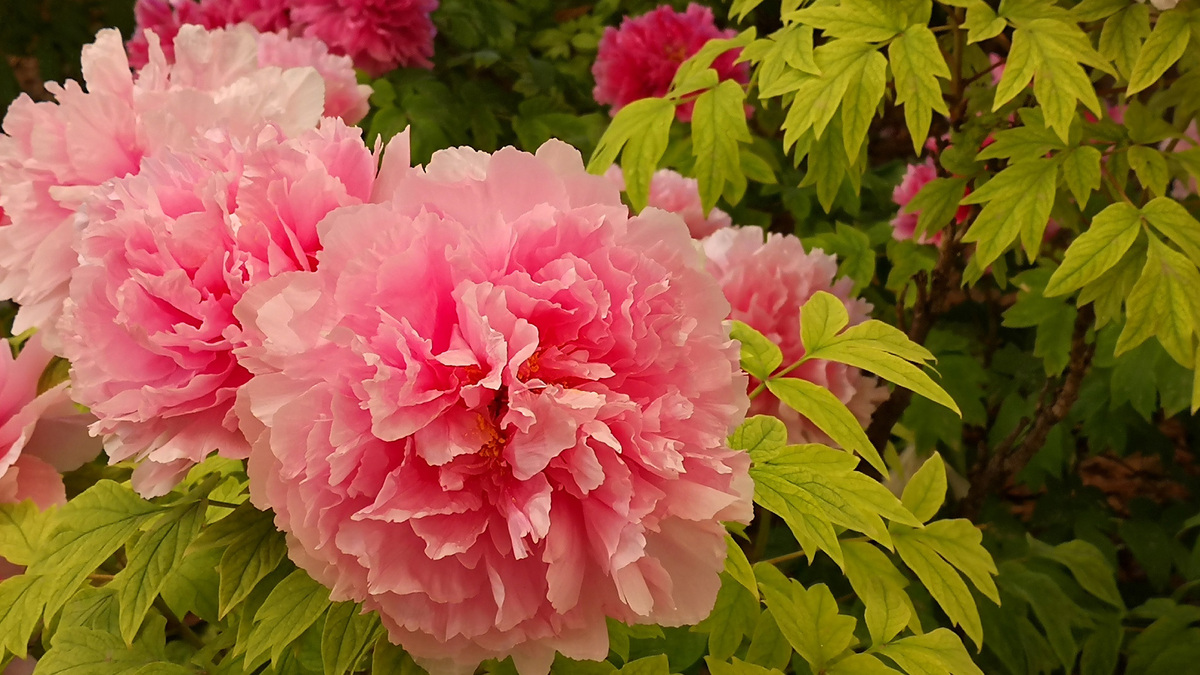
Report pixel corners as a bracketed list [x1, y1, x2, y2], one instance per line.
[2, 0, 1200, 674]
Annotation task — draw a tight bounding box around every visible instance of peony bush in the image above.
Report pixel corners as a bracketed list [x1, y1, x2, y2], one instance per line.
[1, 1, 1199, 674]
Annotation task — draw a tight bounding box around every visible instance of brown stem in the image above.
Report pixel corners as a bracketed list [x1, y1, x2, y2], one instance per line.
[866, 223, 965, 450]
[960, 305, 1096, 519]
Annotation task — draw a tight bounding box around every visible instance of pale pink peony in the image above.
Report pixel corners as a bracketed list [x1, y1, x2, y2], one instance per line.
[702, 227, 888, 443]
[0, 25, 341, 349]
[0, 335, 102, 578]
[290, 0, 439, 76]
[605, 167, 732, 238]
[1136, 0, 1180, 9]
[592, 4, 749, 122]
[234, 133, 752, 674]
[58, 119, 376, 497]
[254, 31, 372, 123]
[890, 160, 970, 244]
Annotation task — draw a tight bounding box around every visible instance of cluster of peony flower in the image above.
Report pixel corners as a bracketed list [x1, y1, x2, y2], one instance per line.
[592, 4, 749, 122]
[128, 0, 438, 76]
[604, 166, 732, 238]
[0, 23, 768, 672]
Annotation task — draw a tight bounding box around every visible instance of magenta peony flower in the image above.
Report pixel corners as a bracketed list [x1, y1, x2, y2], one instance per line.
[0, 25, 354, 350]
[702, 227, 888, 443]
[890, 161, 970, 244]
[58, 119, 376, 497]
[289, 0, 438, 76]
[197, 0, 291, 33]
[605, 167, 732, 238]
[127, 0, 211, 68]
[592, 4, 748, 122]
[1, 335, 100, 510]
[234, 133, 752, 674]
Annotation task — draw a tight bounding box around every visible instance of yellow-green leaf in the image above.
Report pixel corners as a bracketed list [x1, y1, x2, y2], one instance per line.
[1099, 4, 1150, 80]
[799, 290, 850, 353]
[765, 379, 887, 474]
[1116, 235, 1200, 367]
[1128, 145, 1170, 197]
[1127, 8, 1192, 95]
[1044, 201, 1142, 297]
[889, 25, 951, 153]
[693, 80, 751, 213]
[876, 629, 985, 675]
[1061, 145, 1103, 207]
[901, 454, 948, 523]
[961, 156, 1060, 267]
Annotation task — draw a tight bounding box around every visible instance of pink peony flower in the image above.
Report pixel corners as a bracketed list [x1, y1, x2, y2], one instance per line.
[0, 25, 342, 349]
[289, 0, 439, 76]
[234, 133, 752, 674]
[701, 227, 888, 443]
[58, 119, 376, 497]
[254, 30, 372, 123]
[605, 167, 732, 238]
[890, 160, 970, 244]
[592, 4, 749, 122]
[197, 0, 291, 33]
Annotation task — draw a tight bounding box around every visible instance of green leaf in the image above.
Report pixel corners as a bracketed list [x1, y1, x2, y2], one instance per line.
[731, 321, 783, 381]
[1074, 0, 1138, 22]
[799, 290, 850, 353]
[962, 2, 1007, 44]
[1045, 201, 1142, 296]
[322, 602, 380, 675]
[765, 379, 885, 474]
[750, 443, 920, 552]
[876, 629, 985, 675]
[242, 570, 332, 666]
[976, 124, 1066, 162]
[0, 574, 47, 656]
[759, 579, 856, 672]
[373, 640, 427, 675]
[781, 39, 886, 148]
[725, 534, 759, 601]
[904, 177, 968, 241]
[755, 26, 819, 98]
[962, 156, 1060, 267]
[706, 657, 785, 675]
[901, 453, 947, 523]
[729, 415, 789, 455]
[587, 98, 675, 209]
[827, 653, 903, 674]
[1142, 196, 1200, 265]
[29, 480, 161, 620]
[0, 500, 55, 566]
[693, 80, 751, 213]
[1099, 5, 1150, 81]
[697, 576, 760, 661]
[892, 526, 990, 648]
[806, 342, 961, 415]
[217, 510, 288, 618]
[35, 628, 192, 675]
[889, 25, 951, 153]
[1061, 145, 1103, 207]
[1116, 236, 1200, 367]
[839, 48, 888, 160]
[1000, 564, 1095, 671]
[843, 541, 914, 646]
[788, 0, 906, 42]
[1080, 615, 1124, 675]
[1030, 537, 1123, 608]
[115, 500, 204, 644]
[1129, 146, 1170, 197]
[994, 20, 1106, 141]
[619, 655, 671, 675]
[744, 610, 792, 671]
[1127, 8, 1192, 95]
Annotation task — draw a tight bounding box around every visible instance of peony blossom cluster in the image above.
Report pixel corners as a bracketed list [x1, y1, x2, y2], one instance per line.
[128, 0, 438, 76]
[59, 119, 376, 495]
[0, 335, 102, 576]
[605, 167, 732, 238]
[701, 227, 888, 443]
[0, 25, 366, 349]
[592, 4, 749, 122]
[234, 133, 752, 674]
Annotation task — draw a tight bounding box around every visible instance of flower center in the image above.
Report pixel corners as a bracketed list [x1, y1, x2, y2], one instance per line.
[476, 412, 509, 462]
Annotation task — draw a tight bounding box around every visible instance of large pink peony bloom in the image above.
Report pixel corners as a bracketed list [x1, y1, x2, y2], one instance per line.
[605, 167, 732, 238]
[0, 25, 347, 349]
[58, 119, 376, 497]
[1, 335, 102, 577]
[592, 4, 749, 122]
[702, 227, 888, 443]
[234, 133, 752, 674]
[290, 0, 439, 76]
